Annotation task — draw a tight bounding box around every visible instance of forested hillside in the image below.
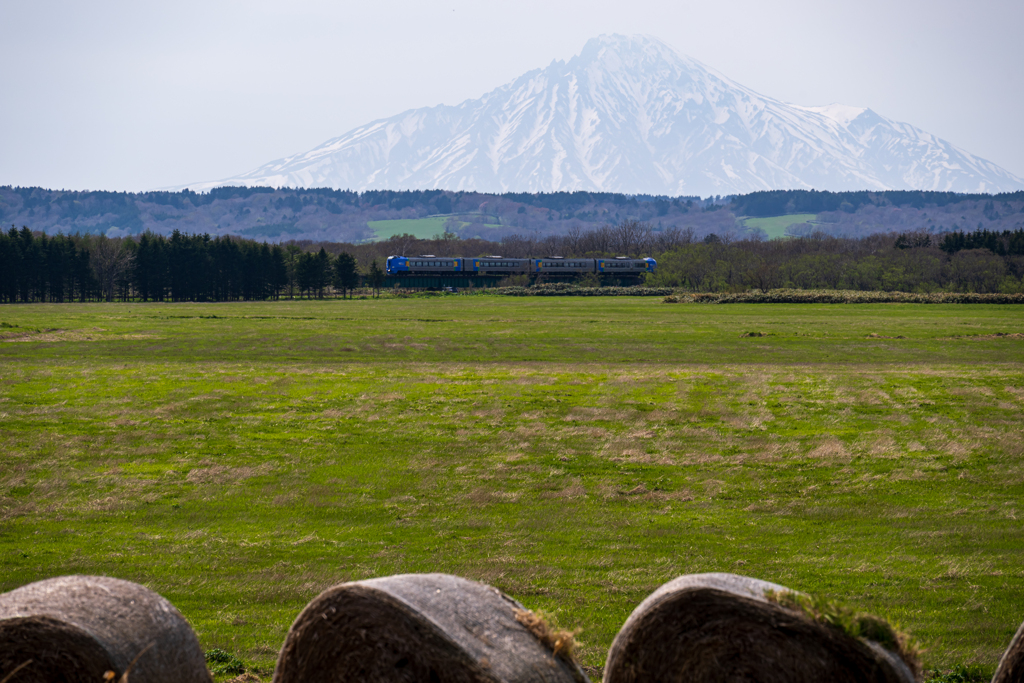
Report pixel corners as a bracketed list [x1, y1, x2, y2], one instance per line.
[3, 186, 1022, 244]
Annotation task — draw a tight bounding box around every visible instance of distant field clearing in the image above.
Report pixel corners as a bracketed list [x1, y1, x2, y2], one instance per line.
[740, 214, 818, 239]
[367, 217, 452, 241]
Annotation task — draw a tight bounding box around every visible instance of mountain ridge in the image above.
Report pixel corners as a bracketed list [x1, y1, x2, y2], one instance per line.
[179, 34, 1024, 196]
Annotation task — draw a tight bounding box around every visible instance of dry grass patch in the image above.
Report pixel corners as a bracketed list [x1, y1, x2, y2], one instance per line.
[807, 438, 853, 464]
[185, 464, 273, 485]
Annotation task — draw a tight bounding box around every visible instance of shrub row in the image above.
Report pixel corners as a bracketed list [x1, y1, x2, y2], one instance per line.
[491, 283, 676, 297]
[662, 289, 1024, 304]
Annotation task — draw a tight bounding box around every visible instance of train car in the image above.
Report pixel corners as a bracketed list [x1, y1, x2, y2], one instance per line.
[386, 255, 464, 275]
[531, 257, 596, 274]
[596, 257, 656, 274]
[384, 254, 657, 284]
[465, 257, 530, 274]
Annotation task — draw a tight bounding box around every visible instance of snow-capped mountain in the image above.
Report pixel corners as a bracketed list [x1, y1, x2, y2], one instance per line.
[183, 34, 1024, 196]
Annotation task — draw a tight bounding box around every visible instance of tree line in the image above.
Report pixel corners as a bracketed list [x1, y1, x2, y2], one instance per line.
[0, 227, 372, 303]
[732, 189, 1024, 217]
[647, 229, 1024, 294]
[3, 223, 1024, 303]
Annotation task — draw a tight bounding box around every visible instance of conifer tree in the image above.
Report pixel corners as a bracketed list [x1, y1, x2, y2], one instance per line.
[367, 259, 385, 298]
[333, 252, 358, 299]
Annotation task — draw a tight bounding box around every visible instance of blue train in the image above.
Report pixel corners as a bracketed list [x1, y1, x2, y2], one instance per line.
[385, 255, 656, 277]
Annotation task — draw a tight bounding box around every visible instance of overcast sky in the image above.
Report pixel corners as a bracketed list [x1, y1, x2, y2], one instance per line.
[1, 0, 1021, 192]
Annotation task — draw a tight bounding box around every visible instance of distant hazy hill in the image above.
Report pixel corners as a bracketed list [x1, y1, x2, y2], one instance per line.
[181, 34, 1024, 196]
[3, 186, 1023, 244]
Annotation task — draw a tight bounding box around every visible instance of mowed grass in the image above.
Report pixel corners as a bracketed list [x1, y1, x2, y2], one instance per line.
[1, 298, 1023, 677]
[740, 213, 819, 239]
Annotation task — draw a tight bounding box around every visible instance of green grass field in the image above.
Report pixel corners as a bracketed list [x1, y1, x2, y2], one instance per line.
[367, 217, 451, 240]
[1, 298, 1022, 678]
[740, 213, 819, 239]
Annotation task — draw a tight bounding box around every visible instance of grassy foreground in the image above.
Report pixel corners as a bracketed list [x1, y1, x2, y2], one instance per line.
[1, 298, 1022, 677]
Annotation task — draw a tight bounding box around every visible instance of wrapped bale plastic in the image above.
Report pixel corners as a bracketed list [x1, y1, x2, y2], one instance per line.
[993, 619, 1024, 683]
[273, 572, 589, 683]
[603, 573, 918, 683]
[0, 575, 211, 683]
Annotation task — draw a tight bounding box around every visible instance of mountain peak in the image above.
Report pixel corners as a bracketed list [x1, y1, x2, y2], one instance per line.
[179, 36, 1024, 195]
[581, 33, 676, 54]
[575, 33, 696, 73]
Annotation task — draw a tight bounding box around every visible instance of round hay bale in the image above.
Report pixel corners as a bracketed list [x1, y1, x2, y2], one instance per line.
[0, 615, 115, 682]
[0, 575, 211, 683]
[603, 573, 917, 683]
[273, 572, 590, 683]
[993, 618, 1024, 683]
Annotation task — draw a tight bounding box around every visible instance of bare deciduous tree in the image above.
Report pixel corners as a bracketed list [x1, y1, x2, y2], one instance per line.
[613, 219, 654, 256]
[500, 234, 536, 258]
[90, 235, 134, 302]
[565, 224, 582, 255]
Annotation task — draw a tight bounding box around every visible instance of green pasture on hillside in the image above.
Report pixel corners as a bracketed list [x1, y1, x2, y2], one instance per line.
[740, 213, 819, 239]
[367, 217, 451, 241]
[1, 298, 1023, 678]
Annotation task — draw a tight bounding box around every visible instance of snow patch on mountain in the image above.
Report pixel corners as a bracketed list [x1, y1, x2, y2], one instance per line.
[179, 34, 1024, 196]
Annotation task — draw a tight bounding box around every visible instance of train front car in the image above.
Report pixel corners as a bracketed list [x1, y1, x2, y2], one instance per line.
[596, 257, 655, 284]
[385, 255, 410, 275]
[399, 256, 463, 273]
